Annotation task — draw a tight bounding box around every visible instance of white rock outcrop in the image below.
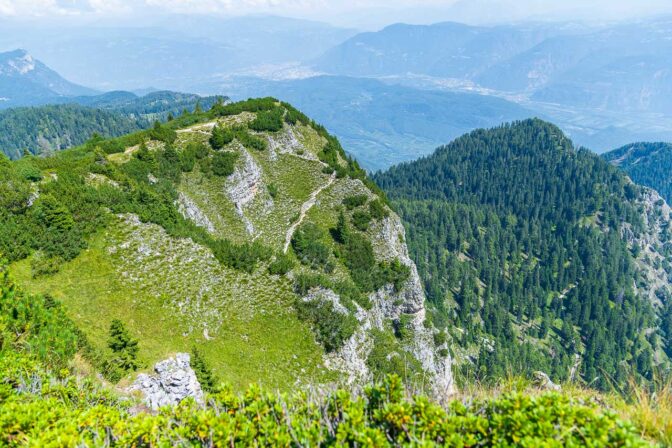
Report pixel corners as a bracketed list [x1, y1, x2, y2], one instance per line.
[177, 192, 215, 233]
[130, 353, 204, 410]
[226, 147, 262, 235]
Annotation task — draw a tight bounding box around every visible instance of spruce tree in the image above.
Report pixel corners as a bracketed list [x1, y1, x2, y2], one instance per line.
[108, 319, 139, 371]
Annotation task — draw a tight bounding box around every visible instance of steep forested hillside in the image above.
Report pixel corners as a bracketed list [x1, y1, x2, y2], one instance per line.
[604, 142, 672, 204]
[375, 119, 672, 389]
[0, 92, 223, 159]
[0, 104, 146, 159]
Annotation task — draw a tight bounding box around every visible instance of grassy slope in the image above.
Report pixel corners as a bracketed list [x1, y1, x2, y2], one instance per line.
[9, 115, 352, 391]
[11, 216, 331, 390]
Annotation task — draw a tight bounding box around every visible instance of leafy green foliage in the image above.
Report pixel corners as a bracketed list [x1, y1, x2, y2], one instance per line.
[209, 124, 235, 149]
[234, 127, 267, 151]
[0, 265, 77, 369]
[267, 252, 295, 276]
[375, 119, 664, 389]
[0, 361, 650, 447]
[281, 102, 310, 126]
[211, 151, 238, 177]
[343, 194, 368, 210]
[367, 329, 423, 380]
[191, 347, 218, 393]
[291, 223, 331, 270]
[352, 209, 372, 231]
[369, 199, 389, 220]
[148, 121, 177, 144]
[248, 107, 284, 132]
[295, 298, 357, 352]
[210, 97, 278, 117]
[211, 239, 272, 273]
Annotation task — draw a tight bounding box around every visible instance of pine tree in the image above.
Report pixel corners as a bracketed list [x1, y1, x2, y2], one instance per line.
[333, 211, 350, 244]
[108, 319, 139, 371]
[191, 347, 217, 392]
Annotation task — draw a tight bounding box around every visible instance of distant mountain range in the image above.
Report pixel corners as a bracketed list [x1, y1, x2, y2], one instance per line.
[0, 49, 96, 108]
[3, 16, 672, 167]
[314, 19, 672, 115]
[0, 16, 356, 91]
[219, 75, 533, 170]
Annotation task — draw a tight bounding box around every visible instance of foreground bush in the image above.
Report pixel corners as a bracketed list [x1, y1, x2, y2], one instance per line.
[0, 358, 651, 447]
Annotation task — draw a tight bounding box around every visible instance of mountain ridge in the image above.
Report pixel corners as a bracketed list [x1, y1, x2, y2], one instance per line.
[0, 98, 453, 394]
[375, 119, 672, 389]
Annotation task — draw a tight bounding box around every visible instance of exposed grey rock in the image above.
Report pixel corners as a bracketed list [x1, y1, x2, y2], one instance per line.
[324, 200, 456, 397]
[533, 371, 561, 391]
[303, 288, 350, 315]
[622, 186, 672, 307]
[129, 353, 204, 410]
[226, 146, 262, 235]
[176, 192, 215, 233]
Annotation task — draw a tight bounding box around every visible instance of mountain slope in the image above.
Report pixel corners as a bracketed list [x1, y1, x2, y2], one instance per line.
[0, 49, 95, 108]
[313, 22, 562, 79]
[0, 91, 223, 159]
[0, 99, 452, 393]
[603, 142, 672, 204]
[6, 16, 355, 91]
[375, 119, 672, 389]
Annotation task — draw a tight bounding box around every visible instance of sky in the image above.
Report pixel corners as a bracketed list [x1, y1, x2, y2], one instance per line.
[1, 0, 672, 28]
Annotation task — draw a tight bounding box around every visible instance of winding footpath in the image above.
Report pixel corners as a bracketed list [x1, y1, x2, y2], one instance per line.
[283, 172, 337, 253]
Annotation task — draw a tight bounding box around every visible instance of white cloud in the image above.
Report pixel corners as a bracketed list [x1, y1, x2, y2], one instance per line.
[0, 0, 670, 23]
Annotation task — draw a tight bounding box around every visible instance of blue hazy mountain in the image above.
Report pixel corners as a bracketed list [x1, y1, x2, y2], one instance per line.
[0, 49, 96, 108]
[313, 21, 568, 79]
[0, 16, 356, 91]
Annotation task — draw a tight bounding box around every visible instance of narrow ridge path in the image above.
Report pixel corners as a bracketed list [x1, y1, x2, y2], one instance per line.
[283, 172, 337, 253]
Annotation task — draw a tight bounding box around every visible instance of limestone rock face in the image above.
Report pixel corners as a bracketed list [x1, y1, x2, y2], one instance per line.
[177, 192, 215, 233]
[130, 353, 204, 410]
[324, 201, 456, 397]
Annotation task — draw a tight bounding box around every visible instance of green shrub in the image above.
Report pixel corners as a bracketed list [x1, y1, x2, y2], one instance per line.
[332, 211, 351, 244]
[267, 183, 279, 199]
[16, 161, 42, 182]
[191, 347, 218, 393]
[369, 199, 389, 220]
[30, 251, 63, 278]
[293, 272, 332, 296]
[211, 239, 272, 273]
[234, 128, 267, 151]
[210, 97, 278, 117]
[343, 194, 368, 210]
[249, 108, 284, 132]
[281, 102, 310, 125]
[209, 124, 234, 149]
[352, 210, 372, 231]
[211, 151, 238, 177]
[268, 252, 295, 276]
[393, 313, 414, 341]
[291, 223, 331, 270]
[0, 266, 78, 369]
[148, 121, 177, 144]
[295, 298, 357, 352]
